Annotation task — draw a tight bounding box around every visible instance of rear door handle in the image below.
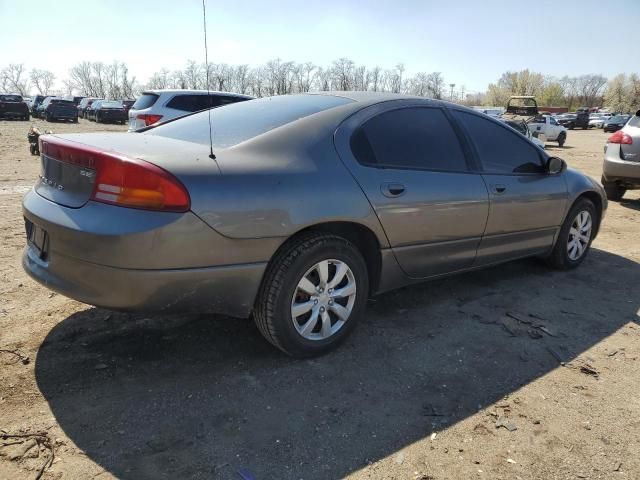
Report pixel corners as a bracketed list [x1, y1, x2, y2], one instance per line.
[381, 183, 406, 198]
[492, 184, 507, 194]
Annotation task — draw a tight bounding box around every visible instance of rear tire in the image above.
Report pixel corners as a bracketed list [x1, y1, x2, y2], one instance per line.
[557, 132, 566, 147]
[602, 178, 626, 201]
[23, 113, 30, 121]
[95, 113, 100, 123]
[254, 232, 369, 357]
[546, 198, 597, 270]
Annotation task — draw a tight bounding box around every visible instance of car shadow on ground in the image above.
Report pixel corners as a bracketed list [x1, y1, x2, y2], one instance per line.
[619, 197, 640, 211]
[35, 248, 639, 480]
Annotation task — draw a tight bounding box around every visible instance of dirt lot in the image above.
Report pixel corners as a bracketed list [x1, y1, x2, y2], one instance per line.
[0, 118, 639, 480]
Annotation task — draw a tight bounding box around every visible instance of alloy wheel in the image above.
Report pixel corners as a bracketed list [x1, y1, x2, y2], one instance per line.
[567, 211, 592, 261]
[291, 259, 357, 340]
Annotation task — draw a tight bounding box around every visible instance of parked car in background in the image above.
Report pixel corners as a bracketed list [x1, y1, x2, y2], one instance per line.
[34, 96, 54, 118]
[0, 94, 30, 120]
[589, 113, 605, 129]
[121, 99, 135, 113]
[85, 100, 102, 121]
[77, 97, 102, 119]
[556, 113, 577, 129]
[128, 89, 253, 131]
[601, 110, 640, 200]
[499, 118, 546, 149]
[603, 114, 630, 133]
[574, 108, 591, 129]
[30, 95, 47, 115]
[42, 97, 78, 122]
[22, 92, 606, 356]
[527, 114, 567, 147]
[93, 100, 128, 124]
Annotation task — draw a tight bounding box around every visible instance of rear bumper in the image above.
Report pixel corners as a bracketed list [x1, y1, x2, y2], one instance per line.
[23, 247, 265, 317]
[21, 189, 277, 317]
[603, 146, 640, 185]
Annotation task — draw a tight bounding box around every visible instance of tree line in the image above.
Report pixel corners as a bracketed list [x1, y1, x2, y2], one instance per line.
[1, 59, 639, 113]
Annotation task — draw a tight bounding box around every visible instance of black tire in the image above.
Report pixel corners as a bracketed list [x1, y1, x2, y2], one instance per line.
[602, 178, 626, 201]
[557, 132, 566, 147]
[254, 232, 369, 357]
[29, 144, 36, 155]
[546, 198, 597, 270]
[23, 114, 30, 121]
[95, 113, 100, 123]
[45, 113, 51, 122]
[73, 116, 78, 123]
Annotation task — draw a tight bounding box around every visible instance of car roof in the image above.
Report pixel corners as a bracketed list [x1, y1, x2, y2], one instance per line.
[142, 89, 254, 99]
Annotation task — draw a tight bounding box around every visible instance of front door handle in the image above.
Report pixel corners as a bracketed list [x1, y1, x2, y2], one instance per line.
[381, 183, 406, 198]
[492, 184, 507, 194]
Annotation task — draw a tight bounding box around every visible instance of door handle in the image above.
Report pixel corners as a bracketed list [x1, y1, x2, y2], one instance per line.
[492, 184, 507, 194]
[381, 183, 406, 198]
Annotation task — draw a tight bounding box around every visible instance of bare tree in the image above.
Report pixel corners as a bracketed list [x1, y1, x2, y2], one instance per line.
[1, 64, 29, 95]
[575, 74, 607, 107]
[30, 68, 56, 95]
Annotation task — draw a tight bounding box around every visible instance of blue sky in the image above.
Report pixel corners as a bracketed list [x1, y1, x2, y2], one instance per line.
[1, 0, 638, 92]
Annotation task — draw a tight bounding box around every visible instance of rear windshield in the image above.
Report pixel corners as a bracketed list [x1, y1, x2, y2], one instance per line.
[51, 99, 74, 106]
[0, 95, 23, 102]
[146, 94, 353, 148]
[627, 115, 640, 127]
[610, 115, 628, 122]
[132, 93, 159, 110]
[100, 101, 122, 108]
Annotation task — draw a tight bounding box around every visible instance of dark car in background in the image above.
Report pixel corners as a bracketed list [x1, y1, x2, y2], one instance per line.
[66, 96, 86, 106]
[122, 99, 135, 113]
[42, 97, 78, 122]
[77, 97, 102, 119]
[30, 95, 47, 115]
[603, 115, 630, 133]
[557, 111, 590, 130]
[92, 100, 128, 124]
[0, 94, 30, 120]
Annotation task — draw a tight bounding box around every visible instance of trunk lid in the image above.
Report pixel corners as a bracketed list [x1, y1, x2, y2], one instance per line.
[35, 133, 219, 209]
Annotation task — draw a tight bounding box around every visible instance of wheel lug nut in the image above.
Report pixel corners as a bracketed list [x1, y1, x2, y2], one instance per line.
[320, 307, 325, 312]
[329, 300, 334, 305]
[314, 299, 318, 305]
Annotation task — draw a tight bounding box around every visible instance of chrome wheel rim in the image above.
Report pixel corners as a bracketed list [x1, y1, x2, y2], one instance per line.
[291, 259, 356, 341]
[567, 210, 592, 261]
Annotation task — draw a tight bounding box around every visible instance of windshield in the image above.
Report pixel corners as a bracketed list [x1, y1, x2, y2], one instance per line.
[146, 94, 353, 148]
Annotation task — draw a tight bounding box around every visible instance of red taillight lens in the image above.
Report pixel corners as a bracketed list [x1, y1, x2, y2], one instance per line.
[40, 137, 190, 212]
[137, 114, 163, 126]
[608, 131, 633, 144]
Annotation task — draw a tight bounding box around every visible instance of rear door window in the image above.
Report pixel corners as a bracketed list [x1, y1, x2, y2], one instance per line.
[453, 110, 544, 174]
[132, 93, 159, 110]
[166, 94, 208, 112]
[350, 107, 469, 172]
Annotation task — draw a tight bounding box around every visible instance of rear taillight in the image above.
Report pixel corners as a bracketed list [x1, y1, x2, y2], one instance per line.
[40, 137, 190, 212]
[136, 114, 163, 126]
[608, 131, 633, 144]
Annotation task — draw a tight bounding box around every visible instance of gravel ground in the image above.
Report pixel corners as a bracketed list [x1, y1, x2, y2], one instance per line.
[0, 118, 639, 480]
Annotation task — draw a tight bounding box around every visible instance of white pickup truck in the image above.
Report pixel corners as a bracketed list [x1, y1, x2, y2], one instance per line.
[527, 115, 568, 147]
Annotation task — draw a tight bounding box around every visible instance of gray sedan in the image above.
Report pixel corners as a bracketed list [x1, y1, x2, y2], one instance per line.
[23, 92, 606, 356]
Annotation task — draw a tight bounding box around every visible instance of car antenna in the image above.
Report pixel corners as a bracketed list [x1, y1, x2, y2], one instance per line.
[202, 0, 216, 160]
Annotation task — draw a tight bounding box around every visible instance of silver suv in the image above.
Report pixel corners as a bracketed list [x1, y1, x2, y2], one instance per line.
[127, 89, 253, 131]
[602, 110, 640, 200]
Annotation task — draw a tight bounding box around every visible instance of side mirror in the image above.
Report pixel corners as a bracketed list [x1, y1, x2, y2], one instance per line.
[546, 156, 566, 175]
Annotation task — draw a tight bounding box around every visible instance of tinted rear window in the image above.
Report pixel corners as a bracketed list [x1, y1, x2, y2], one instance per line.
[146, 94, 353, 148]
[132, 93, 159, 110]
[350, 107, 468, 172]
[166, 94, 249, 112]
[51, 99, 74, 106]
[0, 95, 23, 102]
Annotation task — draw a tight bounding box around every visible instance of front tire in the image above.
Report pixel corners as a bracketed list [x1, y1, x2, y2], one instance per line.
[546, 198, 597, 270]
[254, 233, 369, 357]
